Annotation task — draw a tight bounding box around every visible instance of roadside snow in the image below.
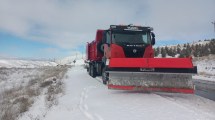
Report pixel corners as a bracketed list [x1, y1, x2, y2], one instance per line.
[19, 94, 49, 120]
[56, 54, 85, 66]
[193, 59, 215, 82]
[20, 65, 215, 120]
[195, 59, 215, 75]
[0, 68, 41, 92]
[0, 59, 57, 68]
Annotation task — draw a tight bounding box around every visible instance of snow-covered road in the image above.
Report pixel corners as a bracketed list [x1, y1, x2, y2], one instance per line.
[28, 65, 215, 120]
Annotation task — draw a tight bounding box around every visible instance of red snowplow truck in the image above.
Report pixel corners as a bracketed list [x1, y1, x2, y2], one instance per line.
[86, 25, 197, 94]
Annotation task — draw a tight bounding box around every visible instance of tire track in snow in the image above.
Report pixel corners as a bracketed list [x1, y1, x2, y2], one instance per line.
[79, 86, 104, 120]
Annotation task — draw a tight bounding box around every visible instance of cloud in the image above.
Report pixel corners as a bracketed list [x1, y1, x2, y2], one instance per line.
[144, 0, 215, 41]
[0, 0, 215, 50]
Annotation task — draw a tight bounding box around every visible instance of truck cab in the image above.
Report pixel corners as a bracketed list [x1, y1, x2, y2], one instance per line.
[102, 25, 155, 60]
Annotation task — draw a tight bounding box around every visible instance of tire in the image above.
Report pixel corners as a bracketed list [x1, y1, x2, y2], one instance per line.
[88, 67, 90, 75]
[88, 65, 91, 75]
[97, 63, 102, 76]
[90, 64, 96, 78]
[102, 67, 108, 84]
[97, 41, 104, 54]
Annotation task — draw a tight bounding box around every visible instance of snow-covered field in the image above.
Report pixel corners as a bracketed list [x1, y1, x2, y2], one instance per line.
[193, 57, 215, 81]
[0, 59, 69, 120]
[19, 65, 215, 120]
[0, 57, 215, 120]
[0, 59, 57, 68]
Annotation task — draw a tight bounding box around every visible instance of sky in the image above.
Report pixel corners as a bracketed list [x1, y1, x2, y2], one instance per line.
[0, 0, 215, 59]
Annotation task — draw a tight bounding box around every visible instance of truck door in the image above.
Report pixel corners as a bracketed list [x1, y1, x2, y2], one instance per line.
[103, 31, 111, 58]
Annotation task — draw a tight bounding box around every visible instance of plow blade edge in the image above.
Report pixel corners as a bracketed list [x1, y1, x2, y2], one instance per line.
[107, 72, 194, 94]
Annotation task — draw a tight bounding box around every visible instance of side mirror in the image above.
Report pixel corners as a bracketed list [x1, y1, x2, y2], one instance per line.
[151, 37, 155, 45]
[151, 32, 155, 45]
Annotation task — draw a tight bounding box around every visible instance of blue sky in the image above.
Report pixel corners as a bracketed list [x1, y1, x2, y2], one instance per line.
[0, 31, 192, 59]
[0, 32, 85, 59]
[0, 0, 215, 59]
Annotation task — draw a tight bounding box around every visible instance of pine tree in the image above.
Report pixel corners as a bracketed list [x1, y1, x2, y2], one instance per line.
[172, 47, 177, 57]
[156, 47, 160, 55]
[153, 39, 215, 58]
[198, 44, 203, 57]
[154, 48, 159, 57]
[165, 46, 169, 56]
[209, 40, 215, 54]
[183, 44, 187, 48]
[168, 47, 172, 57]
[176, 45, 181, 55]
[179, 49, 186, 58]
[185, 43, 192, 57]
[203, 43, 210, 56]
[168, 47, 175, 57]
[193, 44, 198, 57]
[161, 47, 166, 58]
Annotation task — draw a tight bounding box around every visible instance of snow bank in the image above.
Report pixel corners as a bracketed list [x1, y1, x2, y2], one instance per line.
[193, 59, 215, 81]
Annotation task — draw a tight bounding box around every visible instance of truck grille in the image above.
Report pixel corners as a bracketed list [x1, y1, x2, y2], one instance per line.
[120, 45, 145, 58]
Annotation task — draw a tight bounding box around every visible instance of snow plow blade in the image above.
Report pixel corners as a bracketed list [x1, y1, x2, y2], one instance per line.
[106, 58, 197, 94]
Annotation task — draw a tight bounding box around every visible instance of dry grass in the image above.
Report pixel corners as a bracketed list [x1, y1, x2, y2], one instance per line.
[193, 54, 215, 62]
[44, 67, 68, 108]
[0, 86, 32, 120]
[0, 66, 70, 120]
[40, 80, 53, 88]
[198, 71, 214, 76]
[45, 80, 64, 108]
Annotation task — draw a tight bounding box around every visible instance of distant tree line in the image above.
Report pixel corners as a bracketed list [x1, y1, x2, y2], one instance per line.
[154, 39, 215, 58]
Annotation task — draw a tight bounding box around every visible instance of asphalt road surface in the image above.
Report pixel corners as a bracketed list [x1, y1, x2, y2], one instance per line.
[194, 79, 215, 101]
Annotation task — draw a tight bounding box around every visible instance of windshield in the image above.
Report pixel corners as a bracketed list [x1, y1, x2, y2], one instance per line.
[112, 31, 151, 45]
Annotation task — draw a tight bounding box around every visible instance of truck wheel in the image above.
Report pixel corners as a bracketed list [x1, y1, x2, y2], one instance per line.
[88, 67, 90, 75]
[90, 65, 96, 78]
[87, 66, 89, 72]
[88, 65, 91, 75]
[102, 67, 108, 85]
[97, 41, 104, 54]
